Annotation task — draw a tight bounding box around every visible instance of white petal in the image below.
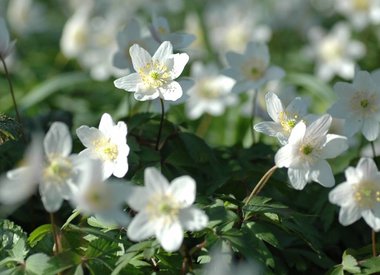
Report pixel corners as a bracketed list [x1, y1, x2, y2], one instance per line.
[156, 221, 183, 252]
[129, 44, 151, 72]
[288, 121, 306, 145]
[114, 73, 141, 92]
[309, 160, 335, 187]
[44, 122, 72, 157]
[285, 97, 307, 117]
[134, 87, 160, 101]
[169, 176, 196, 208]
[357, 157, 379, 177]
[39, 183, 63, 213]
[99, 113, 115, 134]
[319, 134, 348, 159]
[275, 145, 295, 168]
[265, 92, 283, 122]
[338, 204, 361, 226]
[231, 81, 254, 94]
[333, 82, 357, 99]
[345, 167, 360, 184]
[253, 121, 283, 137]
[329, 182, 354, 206]
[76, 126, 103, 148]
[225, 52, 244, 69]
[328, 102, 351, 118]
[153, 41, 173, 61]
[102, 161, 114, 180]
[127, 212, 156, 241]
[354, 71, 377, 92]
[305, 114, 331, 141]
[362, 118, 379, 141]
[344, 116, 362, 137]
[362, 210, 380, 231]
[144, 167, 170, 194]
[288, 168, 308, 190]
[170, 53, 189, 79]
[265, 66, 285, 81]
[179, 207, 208, 231]
[127, 186, 151, 211]
[160, 81, 183, 101]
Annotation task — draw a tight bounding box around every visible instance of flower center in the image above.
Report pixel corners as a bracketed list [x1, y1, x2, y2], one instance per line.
[44, 157, 73, 184]
[320, 39, 343, 61]
[139, 61, 171, 89]
[300, 144, 313, 155]
[93, 138, 119, 161]
[279, 112, 299, 133]
[350, 91, 378, 116]
[242, 58, 267, 81]
[146, 194, 179, 221]
[353, 0, 369, 10]
[354, 180, 380, 209]
[85, 185, 111, 211]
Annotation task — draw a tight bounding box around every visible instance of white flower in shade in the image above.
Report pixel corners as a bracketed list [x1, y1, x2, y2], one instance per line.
[328, 71, 380, 141]
[0, 136, 43, 206]
[113, 18, 158, 72]
[127, 167, 208, 252]
[150, 16, 195, 50]
[275, 115, 348, 190]
[70, 160, 131, 227]
[335, 0, 380, 30]
[223, 42, 285, 94]
[329, 158, 380, 231]
[186, 62, 237, 120]
[76, 113, 129, 179]
[0, 122, 84, 212]
[254, 92, 309, 145]
[114, 41, 189, 101]
[306, 23, 365, 81]
[0, 17, 16, 59]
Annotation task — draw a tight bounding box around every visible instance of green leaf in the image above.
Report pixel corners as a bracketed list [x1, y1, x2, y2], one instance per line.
[0, 219, 27, 257]
[342, 251, 361, 273]
[0, 114, 22, 143]
[61, 209, 81, 230]
[74, 264, 84, 275]
[45, 251, 82, 274]
[28, 224, 52, 247]
[9, 239, 28, 262]
[25, 253, 50, 275]
[360, 257, 380, 274]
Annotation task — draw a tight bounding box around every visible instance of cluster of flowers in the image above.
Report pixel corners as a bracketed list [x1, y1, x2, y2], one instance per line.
[254, 69, 380, 231]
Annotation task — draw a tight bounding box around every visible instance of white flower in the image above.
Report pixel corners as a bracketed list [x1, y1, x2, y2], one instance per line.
[0, 17, 16, 59]
[127, 167, 208, 252]
[328, 71, 380, 141]
[306, 22, 365, 81]
[113, 18, 158, 72]
[114, 41, 189, 101]
[76, 113, 129, 179]
[0, 122, 85, 212]
[186, 62, 237, 120]
[275, 115, 348, 190]
[223, 42, 285, 94]
[335, 0, 380, 30]
[150, 16, 195, 50]
[329, 158, 380, 231]
[70, 160, 131, 227]
[254, 92, 309, 145]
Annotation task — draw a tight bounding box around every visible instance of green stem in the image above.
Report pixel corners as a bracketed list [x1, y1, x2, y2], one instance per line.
[195, 114, 212, 138]
[372, 229, 377, 257]
[251, 89, 258, 144]
[155, 98, 165, 150]
[49, 212, 61, 255]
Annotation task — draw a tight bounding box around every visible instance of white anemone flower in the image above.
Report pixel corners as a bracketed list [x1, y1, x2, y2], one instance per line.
[150, 16, 195, 50]
[70, 160, 131, 227]
[126, 167, 208, 252]
[0, 17, 16, 59]
[329, 158, 380, 231]
[76, 113, 129, 179]
[114, 41, 189, 101]
[254, 92, 309, 145]
[0, 122, 85, 212]
[185, 62, 237, 120]
[223, 42, 285, 94]
[328, 71, 380, 141]
[275, 114, 348, 190]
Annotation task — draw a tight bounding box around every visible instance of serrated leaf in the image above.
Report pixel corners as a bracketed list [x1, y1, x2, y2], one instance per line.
[25, 253, 50, 275]
[342, 251, 361, 273]
[9, 239, 27, 262]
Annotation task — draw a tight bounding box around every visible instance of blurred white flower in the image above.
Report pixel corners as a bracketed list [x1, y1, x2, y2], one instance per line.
[186, 62, 237, 120]
[127, 167, 208, 252]
[275, 115, 348, 190]
[113, 18, 158, 72]
[0, 122, 85, 212]
[335, 0, 380, 30]
[223, 42, 285, 94]
[254, 92, 309, 145]
[329, 158, 380, 231]
[306, 22, 365, 81]
[329, 71, 380, 141]
[150, 16, 195, 50]
[70, 159, 131, 227]
[0, 17, 16, 59]
[76, 113, 129, 179]
[114, 41, 189, 101]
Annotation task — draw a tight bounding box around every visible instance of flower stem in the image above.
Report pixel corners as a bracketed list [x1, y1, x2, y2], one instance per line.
[196, 114, 212, 138]
[0, 56, 22, 124]
[49, 212, 61, 255]
[372, 229, 377, 257]
[251, 89, 258, 144]
[155, 98, 165, 150]
[244, 165, 277, 206]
